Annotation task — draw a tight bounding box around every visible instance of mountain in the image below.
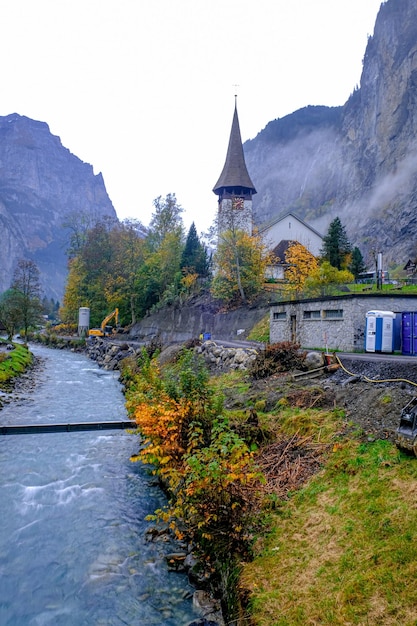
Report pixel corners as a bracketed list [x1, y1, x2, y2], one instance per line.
[246, 0, 417, 270]
[0, 114, 116, 301]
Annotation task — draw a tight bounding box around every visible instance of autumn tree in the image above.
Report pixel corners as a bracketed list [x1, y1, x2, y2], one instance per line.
[132, 195, 185, 316]
[305, 261, 354, 296]
[320, 217, 352, 270]
[135, 229, 184, 315]
[10, 259, 43, 339]
[106, 220, 146, 324]
[147, 193, 184, 251]
[60, 219, 116, 327]
[284, 242, 318, 295]
[211, 230, 271, 305]
[212, 196, 256, 303]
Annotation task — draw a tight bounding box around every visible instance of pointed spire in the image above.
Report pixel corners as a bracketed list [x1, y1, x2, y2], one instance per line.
[213, 100, 257, 196]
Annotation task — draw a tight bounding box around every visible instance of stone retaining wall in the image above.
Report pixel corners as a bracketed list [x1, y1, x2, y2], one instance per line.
[85, 338, 261, 372]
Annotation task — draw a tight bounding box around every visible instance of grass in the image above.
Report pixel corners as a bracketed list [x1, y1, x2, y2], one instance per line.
[248, 314, 270, 343]
[210, 369, 252, 396]
[0, 341, 33, 385]
[267, 281, 417, 301]
[240, 424, 417, 626]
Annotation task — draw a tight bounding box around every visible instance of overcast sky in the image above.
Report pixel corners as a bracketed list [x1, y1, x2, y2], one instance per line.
[0, 0, 383, 234]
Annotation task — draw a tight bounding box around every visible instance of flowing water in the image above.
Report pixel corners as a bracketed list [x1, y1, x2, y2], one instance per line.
[0, 344, 197, 626]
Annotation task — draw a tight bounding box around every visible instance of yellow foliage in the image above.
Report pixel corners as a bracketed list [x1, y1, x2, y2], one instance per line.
[181, 271, 198, 291]
[284, 242, 318, 294]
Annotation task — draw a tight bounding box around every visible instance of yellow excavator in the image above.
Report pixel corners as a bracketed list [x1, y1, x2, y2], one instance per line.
[88, 308, 119, 337]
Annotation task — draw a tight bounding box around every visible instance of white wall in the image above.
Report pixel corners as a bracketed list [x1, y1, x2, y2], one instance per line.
[262, 214, 323, 256]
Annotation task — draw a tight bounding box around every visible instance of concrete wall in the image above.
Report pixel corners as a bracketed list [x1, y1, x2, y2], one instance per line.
[129, 296, 270, 344]
[270, 293, 417, 352]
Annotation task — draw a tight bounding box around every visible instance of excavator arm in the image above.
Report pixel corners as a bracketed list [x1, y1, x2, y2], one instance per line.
[100, 308, 119, 332]
[88, 308, 119, 337]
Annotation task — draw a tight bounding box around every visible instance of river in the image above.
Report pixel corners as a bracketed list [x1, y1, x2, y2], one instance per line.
[0, 344, 197, 625]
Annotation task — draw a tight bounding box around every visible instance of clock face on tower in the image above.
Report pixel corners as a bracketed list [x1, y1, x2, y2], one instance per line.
[231, 196, 244, 210]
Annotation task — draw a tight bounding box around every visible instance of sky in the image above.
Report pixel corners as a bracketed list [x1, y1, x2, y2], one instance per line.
[0, 0, 383, 235]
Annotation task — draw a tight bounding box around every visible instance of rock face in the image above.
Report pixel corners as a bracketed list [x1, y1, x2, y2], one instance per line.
[245, 0, 417, 268]
[0, 114, 116, 301]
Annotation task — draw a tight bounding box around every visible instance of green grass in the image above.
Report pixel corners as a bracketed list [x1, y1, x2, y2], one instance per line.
[241, 431, 417, 625]
[210, 369, 251, 396]
[248, 314, 270, 343]
[0, 341, 33, 384]
[343, 282, 417, 295]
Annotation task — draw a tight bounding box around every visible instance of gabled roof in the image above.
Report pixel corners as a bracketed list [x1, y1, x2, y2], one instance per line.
[213, 103, 257, 196]
[258, 211, 323, 239]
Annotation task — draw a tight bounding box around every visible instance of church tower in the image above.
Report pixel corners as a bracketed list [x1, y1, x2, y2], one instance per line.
[213, 98, 257, 235]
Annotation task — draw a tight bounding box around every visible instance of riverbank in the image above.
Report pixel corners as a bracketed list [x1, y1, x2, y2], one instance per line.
[116, 343, 417, 625]
[0, 340, 34, 406]
[26, 334, 417, 625]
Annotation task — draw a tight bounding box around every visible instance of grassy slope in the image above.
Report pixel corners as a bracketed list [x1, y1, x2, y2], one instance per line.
[240, 412, 417, 626]
[0, 341, 33, 384]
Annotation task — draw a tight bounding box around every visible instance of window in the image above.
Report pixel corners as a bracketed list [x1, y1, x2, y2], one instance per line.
[323, 309, 343, 319]
[273, 311, 286, 321]
[303, 310, 321, 320]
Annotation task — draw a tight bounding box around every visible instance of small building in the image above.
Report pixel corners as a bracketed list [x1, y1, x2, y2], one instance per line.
[403, 259, 416, 277]
[270, 293, 417, 352]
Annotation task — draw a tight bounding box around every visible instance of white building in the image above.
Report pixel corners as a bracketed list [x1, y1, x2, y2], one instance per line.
[259, 212, 323, 257]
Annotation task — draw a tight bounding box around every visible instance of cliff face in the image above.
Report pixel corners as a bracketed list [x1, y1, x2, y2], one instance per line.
[246, 0, 417, 268]
[0, 114, 116, 301]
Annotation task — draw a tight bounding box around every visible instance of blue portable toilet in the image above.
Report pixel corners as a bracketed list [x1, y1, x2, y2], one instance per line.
[402, 312, 417, 355]
[365, 310, 396, 353]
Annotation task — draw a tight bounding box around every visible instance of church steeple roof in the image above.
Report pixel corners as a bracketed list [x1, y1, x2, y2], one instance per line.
[213, 100, 257, 196]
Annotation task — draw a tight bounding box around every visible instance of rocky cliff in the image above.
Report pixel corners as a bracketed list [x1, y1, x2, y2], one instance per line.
[0, 114, 116, 301]
[246, 0, 417, 270]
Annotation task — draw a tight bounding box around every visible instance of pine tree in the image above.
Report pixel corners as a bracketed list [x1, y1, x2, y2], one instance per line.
[180, 222, 209, 277]
[320, 217, 351, 270]
[349, 246, 367, 279]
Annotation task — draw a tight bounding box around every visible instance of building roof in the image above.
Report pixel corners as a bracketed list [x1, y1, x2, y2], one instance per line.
[213, 102, 257, 196]
[270, 239, 297, 264]
[258, 211, 323, 239]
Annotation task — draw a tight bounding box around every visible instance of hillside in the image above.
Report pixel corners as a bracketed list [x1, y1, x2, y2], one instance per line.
[246, 0, 417, 270]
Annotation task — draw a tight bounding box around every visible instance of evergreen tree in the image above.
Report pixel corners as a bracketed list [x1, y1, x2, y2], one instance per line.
[180, 222, 210, 277]
[320, 217, 352, 270]
[349, 246, 367, 279]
